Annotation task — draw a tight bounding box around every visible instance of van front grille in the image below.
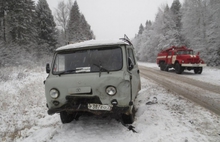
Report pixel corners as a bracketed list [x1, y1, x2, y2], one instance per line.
[66, 96, 102, 105]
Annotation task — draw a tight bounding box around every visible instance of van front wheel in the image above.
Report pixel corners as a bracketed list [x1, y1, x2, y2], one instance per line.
[60, 111, 74, 124]
[121, 107, 135, 124]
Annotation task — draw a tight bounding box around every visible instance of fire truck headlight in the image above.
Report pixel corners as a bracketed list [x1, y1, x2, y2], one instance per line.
[182, 60, 184, 63]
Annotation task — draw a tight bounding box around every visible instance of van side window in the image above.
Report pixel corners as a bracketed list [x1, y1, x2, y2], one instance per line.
[128, 48, 136, 65]
[54, 54, 65, 72]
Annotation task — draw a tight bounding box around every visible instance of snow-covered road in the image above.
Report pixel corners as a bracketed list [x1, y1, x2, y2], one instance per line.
[138, 62, 220, 86]
[139, 65, 220, 115]
[1, 63, 220, 142]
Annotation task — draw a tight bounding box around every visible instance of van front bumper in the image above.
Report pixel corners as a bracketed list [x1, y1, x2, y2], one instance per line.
[47, 95, 131, 115]
[47, 103, 129, 115]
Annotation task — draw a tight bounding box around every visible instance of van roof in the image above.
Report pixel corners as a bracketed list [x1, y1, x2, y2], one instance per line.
[56, 39, 129, 51]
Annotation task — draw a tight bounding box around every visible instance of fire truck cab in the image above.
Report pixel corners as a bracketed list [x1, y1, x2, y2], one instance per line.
[157, 46, 206, 74]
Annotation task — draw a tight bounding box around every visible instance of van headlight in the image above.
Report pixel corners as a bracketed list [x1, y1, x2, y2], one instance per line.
[50, 89, 59, 99]
[106, 86, 117, 96]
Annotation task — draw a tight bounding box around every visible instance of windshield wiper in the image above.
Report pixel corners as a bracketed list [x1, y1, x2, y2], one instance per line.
[93, 64, 110, 77]
[58, 69, 76, 76]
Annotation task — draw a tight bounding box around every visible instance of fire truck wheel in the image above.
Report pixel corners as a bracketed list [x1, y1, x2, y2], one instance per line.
[164, 66, 169, 71]
[194, 67, 203, 74]
[175, 63, 184, 74]
[160, 62, 168, 71]
[159, 62, 165, 71]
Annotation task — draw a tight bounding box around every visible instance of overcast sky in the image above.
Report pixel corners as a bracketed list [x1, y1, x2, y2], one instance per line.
[34, 0, 183, 40]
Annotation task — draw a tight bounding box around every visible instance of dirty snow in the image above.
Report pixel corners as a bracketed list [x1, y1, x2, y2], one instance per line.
[0, 63, 220, 142]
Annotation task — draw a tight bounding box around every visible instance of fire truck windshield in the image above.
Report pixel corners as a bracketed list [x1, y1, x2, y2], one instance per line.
[176, 50, 193, 55]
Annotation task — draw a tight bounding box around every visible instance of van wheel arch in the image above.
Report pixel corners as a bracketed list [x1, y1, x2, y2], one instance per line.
[60, 111, 80, 123]
[121, 106, 135, 124]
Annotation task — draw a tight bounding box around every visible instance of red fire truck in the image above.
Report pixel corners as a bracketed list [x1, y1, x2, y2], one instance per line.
[157, 46, 206, 74]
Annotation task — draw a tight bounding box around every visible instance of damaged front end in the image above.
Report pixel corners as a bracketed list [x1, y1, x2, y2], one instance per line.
[47, 96, 129, 116]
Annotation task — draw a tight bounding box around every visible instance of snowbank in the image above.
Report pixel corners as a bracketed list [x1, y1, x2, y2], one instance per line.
[0, 66, 48, 141]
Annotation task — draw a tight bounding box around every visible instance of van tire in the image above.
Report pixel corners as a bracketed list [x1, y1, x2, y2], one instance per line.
[60, 111, 74, 124]
[121, 107, 135, 124]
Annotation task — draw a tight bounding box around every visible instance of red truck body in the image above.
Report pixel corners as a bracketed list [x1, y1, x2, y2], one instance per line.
[156, 46, 206, 74]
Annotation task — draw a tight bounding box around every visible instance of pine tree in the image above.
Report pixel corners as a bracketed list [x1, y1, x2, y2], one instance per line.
[54, 0, 72, 44]
[1, 0, 36, 44]
[145, 20, 152, 30]
[170, 0, 184, 45]
[205, 0, 220, 66]
[181, 0, 208, 51]
[67, 1, 94, 43]
[171, 0, 181, 29]
[36, 0, 57, 48]
[154, 5, 180, 49]
[80, 14, 95, 40]
[138, 24, 144, 35]
[68, 1, 81, 42]
[0, 0, 5, 41]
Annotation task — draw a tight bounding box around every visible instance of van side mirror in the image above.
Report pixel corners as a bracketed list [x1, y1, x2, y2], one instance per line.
[128, 57, 134, 71]
[46, 63, 50, 73]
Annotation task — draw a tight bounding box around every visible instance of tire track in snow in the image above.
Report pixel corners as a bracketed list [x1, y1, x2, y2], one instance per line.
[139, 65, 220, 115]
[139, 66, 220, 94]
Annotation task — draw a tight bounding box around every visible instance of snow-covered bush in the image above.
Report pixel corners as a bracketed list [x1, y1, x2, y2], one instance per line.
[0, 66, 48, 141]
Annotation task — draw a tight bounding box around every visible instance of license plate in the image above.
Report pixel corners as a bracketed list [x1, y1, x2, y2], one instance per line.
[88, 104, 111, 111]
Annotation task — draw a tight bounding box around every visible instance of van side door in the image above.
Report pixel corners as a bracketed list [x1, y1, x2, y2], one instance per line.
[127, 46, 141, 100]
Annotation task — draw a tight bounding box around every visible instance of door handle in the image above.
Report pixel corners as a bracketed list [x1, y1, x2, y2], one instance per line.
[137, 70, 140, 74]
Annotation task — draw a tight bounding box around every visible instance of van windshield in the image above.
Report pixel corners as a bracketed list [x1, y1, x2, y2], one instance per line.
[52, 46, 123, 75]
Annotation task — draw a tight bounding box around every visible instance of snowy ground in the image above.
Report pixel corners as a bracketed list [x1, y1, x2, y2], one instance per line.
[0, 63, 220, 142]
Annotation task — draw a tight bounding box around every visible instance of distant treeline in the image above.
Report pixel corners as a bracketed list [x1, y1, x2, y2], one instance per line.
[133, 0, 220, 67]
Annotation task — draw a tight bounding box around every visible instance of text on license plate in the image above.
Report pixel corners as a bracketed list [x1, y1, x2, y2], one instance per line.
[88, 104, 111, 111]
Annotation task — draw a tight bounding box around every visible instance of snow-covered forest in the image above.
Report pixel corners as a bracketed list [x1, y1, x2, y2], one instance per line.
[1, 0, 220, 141]
[133, 0, 220, 67]
[0, 0, 94, 67]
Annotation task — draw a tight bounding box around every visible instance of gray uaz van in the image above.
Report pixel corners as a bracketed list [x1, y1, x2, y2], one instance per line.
[44, 37, 141, 124]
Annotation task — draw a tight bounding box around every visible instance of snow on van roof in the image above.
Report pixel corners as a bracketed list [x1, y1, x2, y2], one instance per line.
[56, 39, 129, 51]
